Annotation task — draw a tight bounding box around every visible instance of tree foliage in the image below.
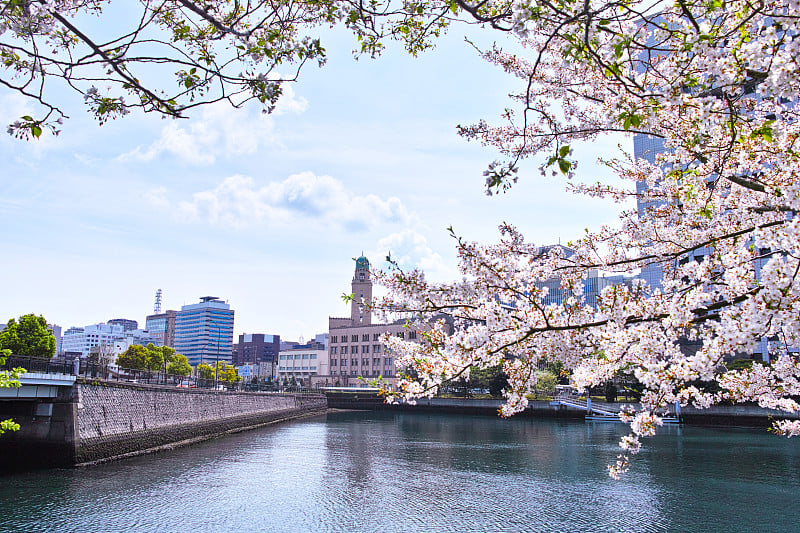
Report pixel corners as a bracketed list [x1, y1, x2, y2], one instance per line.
[197, 361, 238, 382]
[0, 314, 55, 358]
[116, 344, 148, 370]
[166, 353, 191, 376]
[197, 362, 215, 380]
[0, 348, 24, 435]
[116, 343, 183, 372]
[216, 361, 239, 383]
[0, 0, 343, 138]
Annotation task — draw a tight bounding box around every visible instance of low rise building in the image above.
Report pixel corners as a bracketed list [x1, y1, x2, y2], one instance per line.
[277, 339, 327, 386]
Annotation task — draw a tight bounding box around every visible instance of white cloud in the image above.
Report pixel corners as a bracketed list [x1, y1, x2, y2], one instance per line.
[272, 84, 308, 115]
[144, 186, 170, 209]
[117, 87, 306, 165]
[150, 172, 412, 229]
[372, 229, 453, 280]
[0, 93, 34, 133]
[0, 93, 63, 152]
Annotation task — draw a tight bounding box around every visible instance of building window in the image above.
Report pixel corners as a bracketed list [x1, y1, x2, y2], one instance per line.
[310, 354, 317, 360]
[362, 358, 369, 366]
[331, 347, 337, 355]
[340, 359, 347, 366]
[302, 354, 309, 359]
[396, 332, 404, 339]
[332, 359, 337, 366]
[351, 335, 358, 342]
[385, 357, 392, 366]
[372, 333, 380, 341]
[351, 359, 357, 366]
[332, 336, 338, 343]
[362, 334, 369, 342]
[341, 346, 348, 354]
[409, 331, 417, 340]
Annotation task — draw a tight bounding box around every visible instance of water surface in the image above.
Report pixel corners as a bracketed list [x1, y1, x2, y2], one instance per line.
[2, 411, 798, 532]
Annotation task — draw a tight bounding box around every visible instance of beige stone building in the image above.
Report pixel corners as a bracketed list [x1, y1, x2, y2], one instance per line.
[312, 256, 426, 389]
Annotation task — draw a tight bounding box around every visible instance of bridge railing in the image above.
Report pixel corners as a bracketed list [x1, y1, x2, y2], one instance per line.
[1, 355, 324, 395]
[0, 354, 75, 375]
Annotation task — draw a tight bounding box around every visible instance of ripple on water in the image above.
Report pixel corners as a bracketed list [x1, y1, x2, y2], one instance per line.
[1, 413, 799, 533]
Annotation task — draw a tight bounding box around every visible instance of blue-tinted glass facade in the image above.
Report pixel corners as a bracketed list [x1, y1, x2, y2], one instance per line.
[174, 298, 235, 366]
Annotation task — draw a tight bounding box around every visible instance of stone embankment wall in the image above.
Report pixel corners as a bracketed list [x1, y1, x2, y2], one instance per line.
[326, 393, 800, 427]
[75, 382, 326, 464]
[0, 380, 326, 470]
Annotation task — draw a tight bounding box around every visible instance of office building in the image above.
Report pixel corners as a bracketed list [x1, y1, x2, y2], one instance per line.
[61, 323, 125, 358]
[107, 318, 138, 331]
[233, 333, 281, 378]
[174, 296, 235, 366]
[145, 310, 177, 348]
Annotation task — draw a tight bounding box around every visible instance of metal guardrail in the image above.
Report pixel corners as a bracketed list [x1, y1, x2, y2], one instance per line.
[1, 355, 324, 394]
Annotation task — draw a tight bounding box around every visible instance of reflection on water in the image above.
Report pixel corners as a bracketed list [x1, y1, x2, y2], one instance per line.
[1, 411, 799, 532]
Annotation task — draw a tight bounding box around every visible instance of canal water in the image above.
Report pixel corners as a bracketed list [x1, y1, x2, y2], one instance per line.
[1, 411, 799, 532]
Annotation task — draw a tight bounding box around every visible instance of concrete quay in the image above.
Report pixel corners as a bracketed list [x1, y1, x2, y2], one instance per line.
[325, 392, 800, 427]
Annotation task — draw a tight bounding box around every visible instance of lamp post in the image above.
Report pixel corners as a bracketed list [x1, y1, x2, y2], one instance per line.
[214, 325, 221, 390]
[206, 320, 224, 390]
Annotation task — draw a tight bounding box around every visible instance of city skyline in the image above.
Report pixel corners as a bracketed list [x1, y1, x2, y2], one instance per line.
[0, 26, 632, 342]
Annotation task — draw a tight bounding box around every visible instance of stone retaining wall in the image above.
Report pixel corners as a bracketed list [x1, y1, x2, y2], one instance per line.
[0, 380, 327, 470]
[74, 382, 326, 464]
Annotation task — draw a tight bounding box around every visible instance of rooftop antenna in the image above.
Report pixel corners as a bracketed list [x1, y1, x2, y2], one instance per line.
[154, 289, 162, 314]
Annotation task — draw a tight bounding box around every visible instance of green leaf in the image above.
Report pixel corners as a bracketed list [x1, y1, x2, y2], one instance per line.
[31, 125, 42, 139]
[623, 116, 632, 130]
[559, 145, 570, 157]
[558, 159, 571, 173]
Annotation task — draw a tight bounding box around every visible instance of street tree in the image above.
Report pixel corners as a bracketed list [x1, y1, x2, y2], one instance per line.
[144, 343, 164, 372]
[215, 362, 240, 383]
[197, 362, 215, 380]
[166, 353, 192, 376]
[116, 344, 148, 370]
[0, 314, 56, 358]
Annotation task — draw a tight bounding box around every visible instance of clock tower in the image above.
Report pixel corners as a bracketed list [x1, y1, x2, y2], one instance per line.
[351, 255, 373, 325]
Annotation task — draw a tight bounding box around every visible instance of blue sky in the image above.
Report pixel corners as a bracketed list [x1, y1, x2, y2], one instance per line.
[0, 23, 630, 341]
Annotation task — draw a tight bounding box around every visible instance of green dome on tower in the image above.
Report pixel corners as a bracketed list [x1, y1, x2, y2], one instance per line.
[355, 255, 370, 269]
